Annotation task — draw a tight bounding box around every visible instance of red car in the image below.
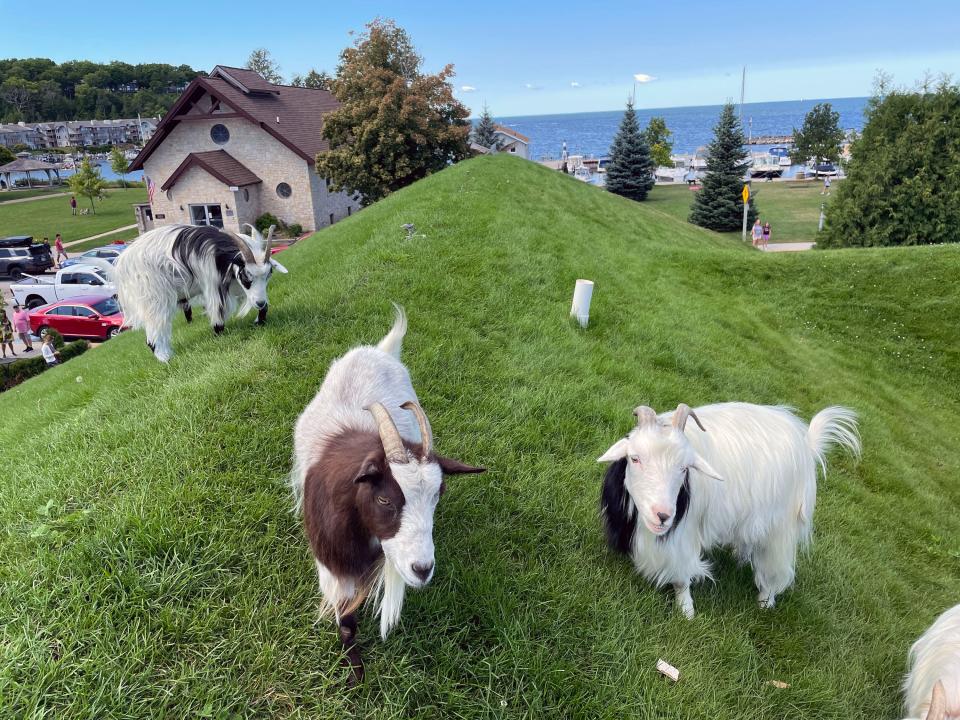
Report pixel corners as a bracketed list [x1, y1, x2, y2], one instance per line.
[29, 294, 126, 340]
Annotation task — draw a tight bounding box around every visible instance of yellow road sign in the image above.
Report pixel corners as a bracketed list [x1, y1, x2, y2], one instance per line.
[742, 184, 750, 203]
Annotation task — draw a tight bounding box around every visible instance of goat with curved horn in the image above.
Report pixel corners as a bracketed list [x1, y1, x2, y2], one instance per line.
[366, 402, 408, 463]
[633, 406, 658, 428]
[401, 400, 433, 460]
[672, 403, 706, 432]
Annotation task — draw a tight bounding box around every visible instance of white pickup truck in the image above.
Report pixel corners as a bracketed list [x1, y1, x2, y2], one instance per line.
[11, 263, 116, 309]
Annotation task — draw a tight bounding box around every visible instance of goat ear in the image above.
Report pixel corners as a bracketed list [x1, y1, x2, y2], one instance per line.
[597, 438, 629, 463]
[691, 453, 724, 481]
[435, 455, 486, 475]
[353, 452, 383, 484]
[925, 680, 947, 720]
[269, 258, 289, 274]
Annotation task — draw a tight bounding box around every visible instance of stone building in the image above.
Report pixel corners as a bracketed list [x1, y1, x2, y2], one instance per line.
[129, 65, 355, 235]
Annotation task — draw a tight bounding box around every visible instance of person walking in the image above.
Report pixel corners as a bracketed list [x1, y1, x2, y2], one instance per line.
[751, 219, 763, 247]
[41, 334, 61, 367]
[1, 312, 16, 359]
[70, 195, 77, 215]
[12, 305, 33, 351]
[54, 233, 68, 267]
[821, 176, 831, 195]
[762, 222, 771, 250]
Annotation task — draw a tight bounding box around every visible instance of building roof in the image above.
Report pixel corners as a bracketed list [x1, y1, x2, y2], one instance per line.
[494, 125, 530, 144]
[0, 157, 59, 172]
[209, 66, 281, 95]
[160, 150, 262, 190]
[130, 68, 339, 171]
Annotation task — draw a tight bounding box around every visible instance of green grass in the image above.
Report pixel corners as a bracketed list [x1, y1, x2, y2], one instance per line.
[0, 187, 144, 243]
[64, 227, 140, 253]
[649, 179, 839, 244]
[1, 156, 957, 718]
[0, 187, 69, 203]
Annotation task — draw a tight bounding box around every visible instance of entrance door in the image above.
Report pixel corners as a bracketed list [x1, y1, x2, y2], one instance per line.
[189, 204, 224, 228]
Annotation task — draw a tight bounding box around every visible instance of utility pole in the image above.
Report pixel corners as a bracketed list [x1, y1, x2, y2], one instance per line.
[739, 66, 746, 124]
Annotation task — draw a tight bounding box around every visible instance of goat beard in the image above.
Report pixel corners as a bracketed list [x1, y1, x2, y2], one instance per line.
[255, 305, 268, 325]
[324, 556, 406, 640]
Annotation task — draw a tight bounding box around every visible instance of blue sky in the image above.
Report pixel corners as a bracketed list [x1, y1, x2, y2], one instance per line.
[4, 0, 959, 116]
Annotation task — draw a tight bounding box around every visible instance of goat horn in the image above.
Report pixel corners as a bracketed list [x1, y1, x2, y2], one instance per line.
[263, 225, 274, 263]
[926, 680, 947, 720]
[401, 400, 432, 460]
[366, 402, 408, 463]
[633, 406, 658, 428]
[672, 403, 706, 432]
[230, 232, 257, 265]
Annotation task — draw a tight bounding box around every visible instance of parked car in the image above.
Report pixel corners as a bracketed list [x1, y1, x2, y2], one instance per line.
[61, 244, 128, 268]
[11, 263, 114, 309]
[0, 244, 55, 279]
[0, 235, 34, 249]
[28, 294, 125, 340]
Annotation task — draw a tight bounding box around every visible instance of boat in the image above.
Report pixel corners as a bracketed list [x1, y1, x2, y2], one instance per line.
[768, 146, 790, 158]
[749, 154, 783, 179]
[812, 162, 838, 176]
[573, 166, 592, 182]
[778, 155, 792, 167]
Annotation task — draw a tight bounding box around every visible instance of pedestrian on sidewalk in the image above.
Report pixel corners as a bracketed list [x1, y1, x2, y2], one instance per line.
[751, 219, 763, 247]
[70, 195, 77, 215]
[821, 176, 831, 195]
[1, 312, 16, 359]
[12, 305, 33, 351]
[41, 334, 61, 367]
[762, 222, 771, 250]
[54, 233, 68, 266]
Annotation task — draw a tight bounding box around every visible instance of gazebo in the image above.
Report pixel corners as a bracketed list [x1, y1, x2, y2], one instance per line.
[0, 152, 62, 191]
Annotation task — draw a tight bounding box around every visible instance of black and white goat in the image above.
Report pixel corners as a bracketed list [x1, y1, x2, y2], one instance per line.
[290, 306, 485, 683]
[902, 604, 960, 720]
[112, 223, 287, 362]
[598, 402, 860, 618]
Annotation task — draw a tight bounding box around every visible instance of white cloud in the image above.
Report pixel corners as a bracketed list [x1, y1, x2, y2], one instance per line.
[524, 83, 543, 91]
[633, 73, 656, 83]
[570, 81, 581, 88]
[461, 85, 476, 92]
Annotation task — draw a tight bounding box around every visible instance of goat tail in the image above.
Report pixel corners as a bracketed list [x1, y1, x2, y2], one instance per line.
[376, 303, 407, 359]
[807, 406, 862, 478]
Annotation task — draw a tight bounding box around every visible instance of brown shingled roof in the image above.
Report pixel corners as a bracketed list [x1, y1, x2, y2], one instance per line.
[130, 68, 340, 172]
[494, 124, 530, 143]
[210, 65, 281, 95]
[161, 150, 261, 190]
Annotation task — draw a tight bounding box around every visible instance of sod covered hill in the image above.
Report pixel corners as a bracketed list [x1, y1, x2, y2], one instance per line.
[1, 155, 959, 718]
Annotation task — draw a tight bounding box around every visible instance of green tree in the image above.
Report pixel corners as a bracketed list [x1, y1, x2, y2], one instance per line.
[790, 102, 844, 174]
[0, 146, 15, 165]
[316, 18, 471, 205]
[822, 77, 960, 248]
[67, 158, 107, 214]
[643, 116, 674, 168]
[473, 104, 500, 150]
[605, 99, 655, 202]
[109, 146, 129, 188]
[291, 69, 333, 90]
[245, 49, 283, 84]
[690, 103, 757, 231]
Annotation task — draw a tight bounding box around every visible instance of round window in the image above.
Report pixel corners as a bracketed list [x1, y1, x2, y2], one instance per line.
[243, 188, 250, 202]
[210, 124, 230, 145]
[276, 182, 292, 199]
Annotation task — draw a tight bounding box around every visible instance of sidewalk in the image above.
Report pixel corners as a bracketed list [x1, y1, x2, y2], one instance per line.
[63, 224, 137, 249]
[763, 242, 815, 252]
[0, 191, 71, 205]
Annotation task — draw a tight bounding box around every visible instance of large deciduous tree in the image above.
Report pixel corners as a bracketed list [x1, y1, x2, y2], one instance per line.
[822, 77, 960, 248]
[643, 116, 674, 168]
[605, 100, 655, 201]
[690, 103, 757, 231]
[290, 69, 333, 90]
[315, 19, 471, 205]
[790, 102, 844, 173]
[67, 158, 107, 214]
[245, 49, 283, 84]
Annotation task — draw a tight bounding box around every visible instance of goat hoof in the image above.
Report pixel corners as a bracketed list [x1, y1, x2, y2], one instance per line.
[183, 308, 193, 323]
[213, 324, 224, 335]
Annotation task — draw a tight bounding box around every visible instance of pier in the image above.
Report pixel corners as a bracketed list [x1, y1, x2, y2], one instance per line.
[745, 134, 793, 145]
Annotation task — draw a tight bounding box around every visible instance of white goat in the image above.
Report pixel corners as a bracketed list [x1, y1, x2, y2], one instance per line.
[598, 402, 860, 618]
[903, 604, 960, 720]
[290, 306, 485, 683]
[111, 223, 287, 362]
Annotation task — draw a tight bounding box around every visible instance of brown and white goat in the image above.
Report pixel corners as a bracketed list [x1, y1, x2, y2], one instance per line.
[290, 307, 485, 683]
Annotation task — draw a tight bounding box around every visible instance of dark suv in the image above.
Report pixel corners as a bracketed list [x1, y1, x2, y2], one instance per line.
[0, 235, 35, 249]
[0, 243, 54, 279]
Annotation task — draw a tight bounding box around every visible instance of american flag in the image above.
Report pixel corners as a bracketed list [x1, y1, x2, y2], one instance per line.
[145, 174, 155, 205]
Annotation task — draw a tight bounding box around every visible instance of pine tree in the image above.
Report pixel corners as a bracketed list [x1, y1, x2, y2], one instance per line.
[605, 100, 655, 201]
[473, 105, 500, 150]
[690, 103, 757, 231]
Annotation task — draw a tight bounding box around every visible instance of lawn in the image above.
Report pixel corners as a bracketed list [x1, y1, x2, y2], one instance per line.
[648, 179, 839, 245]
[0, 187, 69, 203]
[64, 226, 140, 253]
[0, 187, 144, 243]
[1, 156, 957, 718]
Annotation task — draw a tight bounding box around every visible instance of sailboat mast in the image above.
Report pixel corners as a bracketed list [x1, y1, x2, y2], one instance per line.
[739, 66, 746, 123]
